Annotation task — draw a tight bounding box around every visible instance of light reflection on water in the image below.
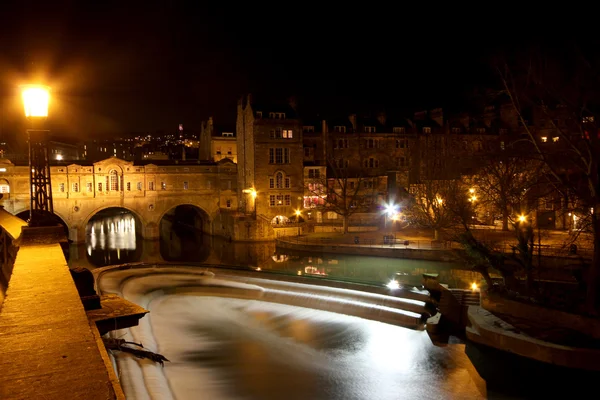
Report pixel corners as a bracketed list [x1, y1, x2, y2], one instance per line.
[72, 217, 481, 289]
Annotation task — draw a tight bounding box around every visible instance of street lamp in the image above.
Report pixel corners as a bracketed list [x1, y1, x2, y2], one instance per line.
[295, 209, 302, 238]
[242, 188, 257, 217]
[21, 84, 54, 226]
[384, 203, 398, 230]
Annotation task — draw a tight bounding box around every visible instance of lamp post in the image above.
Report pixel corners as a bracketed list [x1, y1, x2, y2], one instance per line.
[295, 209, 302, 239]
[21, 84, 54, 226]
[243, 188, 257, 218]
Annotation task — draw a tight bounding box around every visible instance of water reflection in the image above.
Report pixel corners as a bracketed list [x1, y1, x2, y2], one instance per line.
[85, 211, 141, 267]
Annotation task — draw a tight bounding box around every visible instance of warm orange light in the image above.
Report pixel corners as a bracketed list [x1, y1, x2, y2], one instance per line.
[471, 282, 478, 291]
[295, 209, 302, 217]
[518, 215, 527, 223]
[469, 188, 475, 194]
[22, 85, 50, 118]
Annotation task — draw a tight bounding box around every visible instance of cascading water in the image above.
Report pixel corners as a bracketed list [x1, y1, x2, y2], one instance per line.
[96, 266, 486, 400]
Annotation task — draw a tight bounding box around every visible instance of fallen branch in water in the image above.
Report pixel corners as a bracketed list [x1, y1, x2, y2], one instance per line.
[103, 337, 170, 366]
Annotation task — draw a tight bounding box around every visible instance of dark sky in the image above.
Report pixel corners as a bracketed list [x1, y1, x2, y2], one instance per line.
[0, 2, 565, 140]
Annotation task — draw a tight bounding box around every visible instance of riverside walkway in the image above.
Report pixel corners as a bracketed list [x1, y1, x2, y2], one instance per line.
[0, 211, 123, 399]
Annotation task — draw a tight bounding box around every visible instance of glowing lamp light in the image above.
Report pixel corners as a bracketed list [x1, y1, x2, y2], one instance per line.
[385, 203, 398, 217]
[518, 215, 527, 223]
[295, 209, 302, 217]
[386, 279, 400, 290]
[469, 188, 475, 194]
[471, 282, 478, 291]
[21, 85, 50, 118]
[56, 154, 63, 161]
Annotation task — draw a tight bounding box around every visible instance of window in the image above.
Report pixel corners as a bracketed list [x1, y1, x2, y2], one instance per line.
[276, 172, 283, 189]
[398, 156, 406, 167]
[226, 199, 231, 208]
[396, 139, 407, 148]
[303, 126, 314, 133]
[284, 195, 291, 205]
[0, 183, 9, 193]
[451, 127, 461, 133]
[327, 212, 337, 219]
[541, 136, 548, 143]
[393, 127, 405, 133]
[269, 148, 290, 164]
[336, 158, 348, 168]
[423, 127, 431, 134]
[98, 182, 103, 192]
[109, 170, 119, 191]
[334, 126, 346, 133]
[335, 139, 349, 149]
[161, 182, 166, 190]
[277, 195, 284, 205]
[86, 182, 92, 192]
[126, 182, 131, 191]
[545, 198, 554, 210]
[149, 181, 155, 191]
[363, 181, 374, 189]
[365, 139, 378, 149]
[269, 177, 275, 189]
[552, 137, 559, 142]
[227, 147, 232, 155]
[304, 147, 311, 157]
[183, 181, 189, 190]
[72, 182, 79, 192]
[349, 181, 355, 189]
[364, 126, 375, 133]
[364, 158, 379, 168]
[583, 116, 595, 123]
[283, 129, 293, 138]
[137, 182, 142, 190]
[216, 146, 221, 155]
[270, 195, 276, 206]
[58, 183, 65, 192]
[500, 141, 505, 150]
[308, 169, 321, 179]
[285, 177, 290, 189]
[256, 111, 262, 118]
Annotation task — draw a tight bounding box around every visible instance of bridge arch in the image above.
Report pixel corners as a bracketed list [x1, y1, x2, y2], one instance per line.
[82, 205, 146, 235]
[158, 203, 212, 235]
[15, 208, 70, 235]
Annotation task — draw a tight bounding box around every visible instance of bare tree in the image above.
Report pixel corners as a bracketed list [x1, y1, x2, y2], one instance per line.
[305, 154, 380, 234]
[407, 178, 469, 240]
[496, 44, 600, 311]
[474, 151, 545, 230]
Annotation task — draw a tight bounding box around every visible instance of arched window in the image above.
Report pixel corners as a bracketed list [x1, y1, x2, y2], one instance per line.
[109, 170, 119, 191]
[0, 178, 9, 194]
[276, 172, 283, 189]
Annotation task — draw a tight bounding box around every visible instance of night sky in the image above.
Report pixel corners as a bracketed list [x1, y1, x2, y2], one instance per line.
[0, 2, 576, 140]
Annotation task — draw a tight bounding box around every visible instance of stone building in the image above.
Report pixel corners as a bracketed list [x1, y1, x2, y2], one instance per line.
[236, 95, 304, 224]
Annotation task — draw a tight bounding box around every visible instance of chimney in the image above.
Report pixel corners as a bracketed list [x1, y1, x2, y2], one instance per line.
[349, 114, 357, 131]
[430, 108, 443, 127]
[321, 119, 328, 134]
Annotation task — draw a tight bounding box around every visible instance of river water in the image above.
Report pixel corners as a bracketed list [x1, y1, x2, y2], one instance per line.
[72, 214, 598, 399]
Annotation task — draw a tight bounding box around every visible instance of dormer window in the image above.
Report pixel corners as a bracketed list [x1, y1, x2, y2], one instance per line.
[334, 126, 346, 133]
[393, 127, 405, 133]
[256, 111, 262, 118]
[303, 126, 314, 133]
[269, 112, 286, 119]
[423, 127, 431, 134]
[364, 126, 375, 133]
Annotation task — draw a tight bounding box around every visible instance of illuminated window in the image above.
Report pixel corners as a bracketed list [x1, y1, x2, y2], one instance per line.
[283, 129, 293, 138]
[148, 181, 155, 191]
[137, 182, 142, 190]
[161, 182, 166, 190]
[0, 182, 10, 193]
[59, 183, 65, 192]
[72, 182, 79, 192]
[183, 181, 188, 190]
[552, 137, 559, 142]
[541, 137, 548, 143]
[86, 182, 92, 192]
[98, 182, 103, 192]
[109, 170, 119, 191]
[423, 127, 431, 133]
[327, 212, 337, 219]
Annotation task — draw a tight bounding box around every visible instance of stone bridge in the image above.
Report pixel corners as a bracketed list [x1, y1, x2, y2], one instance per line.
[0, 157, 238, 243]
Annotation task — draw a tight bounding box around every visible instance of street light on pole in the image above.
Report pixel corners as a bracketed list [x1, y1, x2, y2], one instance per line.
[242, 188, 257, 217]
[295, 209, 302, 238]
[21, 84, 54, 226]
